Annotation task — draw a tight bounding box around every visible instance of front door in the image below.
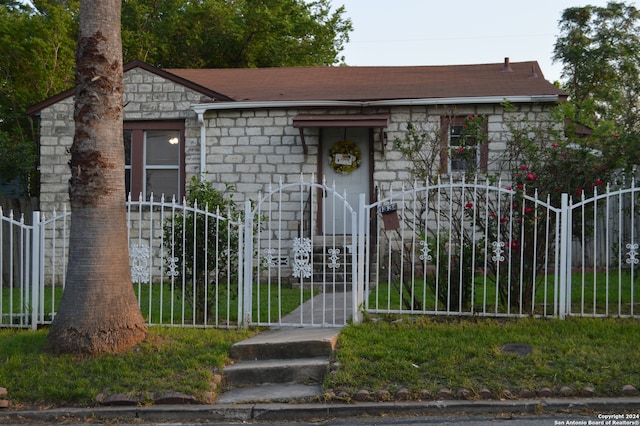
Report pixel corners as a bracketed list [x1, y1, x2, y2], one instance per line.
[321, 127, 370, 234]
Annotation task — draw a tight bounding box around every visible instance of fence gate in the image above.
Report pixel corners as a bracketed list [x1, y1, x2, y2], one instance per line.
[566, 183, 640, 318]
[241, 177, 362, 327]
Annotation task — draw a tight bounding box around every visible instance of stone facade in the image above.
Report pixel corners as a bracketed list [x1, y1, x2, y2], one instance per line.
[37, 65, 556, 216]
[38, 68, 203, 213]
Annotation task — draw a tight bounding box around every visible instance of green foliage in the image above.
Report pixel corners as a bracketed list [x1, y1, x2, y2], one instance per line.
[553, 1, 640, 133]
[162, 177, 240, 323]
[0, 130, 37, 195]
[0, 1, 78, 192]
[121, 0, 352, 68]
[499, 102, 627, 204]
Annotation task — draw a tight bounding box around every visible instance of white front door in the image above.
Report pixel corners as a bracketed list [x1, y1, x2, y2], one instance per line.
[322, 127, 370, 234]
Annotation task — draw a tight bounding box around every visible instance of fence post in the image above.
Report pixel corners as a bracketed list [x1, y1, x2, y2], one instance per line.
[241, 200, 253, 327]
[558, 194, 569, 319]
[30, 211, 41, 331]
[353, 194, 367, 324]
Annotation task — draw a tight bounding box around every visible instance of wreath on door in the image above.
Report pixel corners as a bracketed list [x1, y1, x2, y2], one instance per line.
[328, 140, 361, 175]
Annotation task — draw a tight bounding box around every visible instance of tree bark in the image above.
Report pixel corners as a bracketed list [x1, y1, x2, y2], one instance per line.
[46, 0, 147, 355]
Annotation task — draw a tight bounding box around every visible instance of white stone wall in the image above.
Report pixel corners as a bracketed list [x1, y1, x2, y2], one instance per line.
[200, 103, 557, 203]
[38, 67, 203, 213]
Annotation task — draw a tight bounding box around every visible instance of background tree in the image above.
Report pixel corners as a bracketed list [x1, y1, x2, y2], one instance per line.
[0, 0, 77, 194]
[0, 0, 352, 193]
[45, 0, 147, 355]
[120, 0, 351, 68]
[553, 1, 640, 134]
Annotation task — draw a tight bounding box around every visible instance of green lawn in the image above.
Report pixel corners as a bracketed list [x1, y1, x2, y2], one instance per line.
[0, 317, 638, 407]
[327, 316, 640, 399]
[367, 270, 639, 316]
[0, 326, 256, 407]
[1, 281, 315, 327]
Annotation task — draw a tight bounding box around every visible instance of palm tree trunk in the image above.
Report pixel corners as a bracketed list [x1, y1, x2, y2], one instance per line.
[46, 0, 147, 355]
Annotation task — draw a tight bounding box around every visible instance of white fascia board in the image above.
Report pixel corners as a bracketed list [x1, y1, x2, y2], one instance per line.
[191, 95, 561, 114]
[192, 100, 363, 114]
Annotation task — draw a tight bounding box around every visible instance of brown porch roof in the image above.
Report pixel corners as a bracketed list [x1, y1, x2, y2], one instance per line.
[293, 114, 389, 128]
[292, 114, 390, 155]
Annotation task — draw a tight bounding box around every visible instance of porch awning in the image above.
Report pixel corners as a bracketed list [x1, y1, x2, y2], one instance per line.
[292, 114, 390, 154]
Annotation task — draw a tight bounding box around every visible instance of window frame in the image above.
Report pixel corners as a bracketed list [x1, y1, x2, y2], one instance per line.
[440, 115, 488, 174]
[124, 121, 185, 201]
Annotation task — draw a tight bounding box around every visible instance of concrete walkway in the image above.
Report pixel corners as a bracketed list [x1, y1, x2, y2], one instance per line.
[279, 290, 353, 326]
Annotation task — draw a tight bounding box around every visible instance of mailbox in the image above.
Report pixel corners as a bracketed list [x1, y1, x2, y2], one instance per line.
[379, 203, 399, 230]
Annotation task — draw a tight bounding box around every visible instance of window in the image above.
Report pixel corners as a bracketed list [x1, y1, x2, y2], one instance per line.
[440, 116, 488, 174]
[124, 121, 184, 201]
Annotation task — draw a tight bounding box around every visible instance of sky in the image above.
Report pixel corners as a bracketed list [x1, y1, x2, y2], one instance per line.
[334, 0, 636, 83]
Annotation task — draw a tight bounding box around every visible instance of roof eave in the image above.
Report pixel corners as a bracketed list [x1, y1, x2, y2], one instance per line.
[191, 95, 564, 115]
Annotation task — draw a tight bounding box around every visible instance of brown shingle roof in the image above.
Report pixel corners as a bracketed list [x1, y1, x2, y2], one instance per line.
[166, 60, 566, 103]
[27, 60, 566, 116]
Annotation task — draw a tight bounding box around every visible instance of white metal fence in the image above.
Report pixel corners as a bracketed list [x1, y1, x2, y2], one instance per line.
[365, 177, 640, 319]
[1, 176, 639, 330]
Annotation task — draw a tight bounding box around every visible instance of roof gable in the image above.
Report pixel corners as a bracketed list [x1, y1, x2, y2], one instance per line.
[27, 60, 232, 116]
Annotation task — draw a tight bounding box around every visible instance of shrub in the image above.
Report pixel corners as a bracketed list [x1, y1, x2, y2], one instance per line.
[163, 177, 240, 323]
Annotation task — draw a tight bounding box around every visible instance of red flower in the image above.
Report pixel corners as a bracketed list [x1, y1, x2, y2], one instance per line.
[490, 212, 497, 218]
[500, 217, 508, 223]
[520, 165, 529, 170]
[594, 179, 603, 186]
[551, 142, 559, 148]
[517, 184, 524, 190]
[465, 202, 473, 209]
[576, 189, 583, 196]
[526, 173, 537, 181]
[467, 115, 474, 120]
[524, 207, 533, 214]
[457, 147, 465, 154]
[505, 186, 513, 191]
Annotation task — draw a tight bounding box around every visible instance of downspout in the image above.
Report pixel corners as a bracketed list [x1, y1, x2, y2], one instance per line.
[197, 111, 206, 180]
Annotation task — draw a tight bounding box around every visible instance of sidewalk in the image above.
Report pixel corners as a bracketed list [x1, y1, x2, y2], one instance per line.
[3, 397, 640, 424]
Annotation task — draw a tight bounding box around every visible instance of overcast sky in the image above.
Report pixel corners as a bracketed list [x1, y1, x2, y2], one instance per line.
[334, 0, 633, 83]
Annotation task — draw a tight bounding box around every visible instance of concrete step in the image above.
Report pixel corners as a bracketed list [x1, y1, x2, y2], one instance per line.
[221, 327, 341, 402]
[216, 383, 323, 404]
[223, 357, 329, 387]
[229, 327, 340, 361]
